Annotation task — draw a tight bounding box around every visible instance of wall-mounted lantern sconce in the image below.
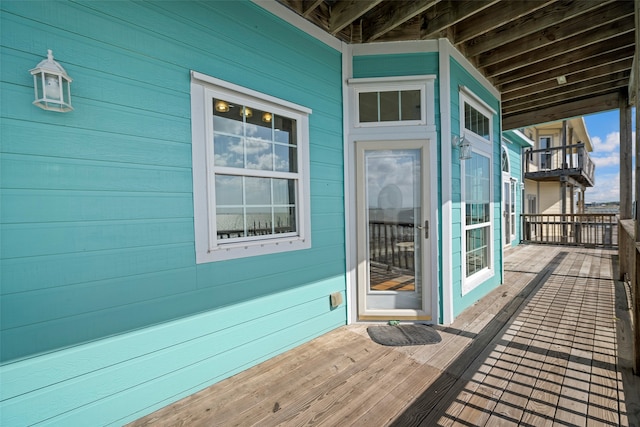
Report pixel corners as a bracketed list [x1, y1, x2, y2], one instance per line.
[30, 49, 73, 112]
[452, 134, 472, 160]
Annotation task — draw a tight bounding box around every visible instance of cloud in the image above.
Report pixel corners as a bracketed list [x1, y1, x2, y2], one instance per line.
[592, 153, 619, 167]
[591, 131, 619, 152]
[586, 172, 620, 203]
[586, 170, 636, 203]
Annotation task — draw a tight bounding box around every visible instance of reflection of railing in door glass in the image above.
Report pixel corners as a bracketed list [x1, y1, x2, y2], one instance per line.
[368, 220, 415, 271]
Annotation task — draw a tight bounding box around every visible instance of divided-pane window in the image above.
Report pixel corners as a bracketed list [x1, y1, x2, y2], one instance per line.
[212, 98, 299, 242]
[464, 102, 490, 140]
[191, 73, 311, 263]
[358, 90, 421, 123]
[465, 152, 491, 277]
[501, 146, 509, 173]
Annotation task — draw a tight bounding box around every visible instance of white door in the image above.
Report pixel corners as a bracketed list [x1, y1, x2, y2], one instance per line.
[503, 177, 517, 247]
[356, 140, 432, 321]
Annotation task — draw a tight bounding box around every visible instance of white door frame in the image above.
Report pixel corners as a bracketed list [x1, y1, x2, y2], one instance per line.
[354, 139, 437, 321]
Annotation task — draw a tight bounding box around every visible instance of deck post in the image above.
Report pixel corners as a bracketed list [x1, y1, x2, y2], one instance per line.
[620, 91, 632, 220]
[633, 0, 640, 375]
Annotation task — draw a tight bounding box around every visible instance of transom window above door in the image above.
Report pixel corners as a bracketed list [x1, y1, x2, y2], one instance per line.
[348, 75, 436, 129]
[358, 90, 421, 123]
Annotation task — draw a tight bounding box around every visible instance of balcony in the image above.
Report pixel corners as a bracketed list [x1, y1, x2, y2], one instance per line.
[524, 143, 595, 187]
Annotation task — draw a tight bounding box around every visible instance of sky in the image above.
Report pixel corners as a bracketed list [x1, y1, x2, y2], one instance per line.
[583, 109, 635, 204]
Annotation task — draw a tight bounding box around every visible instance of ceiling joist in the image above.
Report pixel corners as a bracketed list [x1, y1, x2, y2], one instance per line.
[276, 0, 635, 128]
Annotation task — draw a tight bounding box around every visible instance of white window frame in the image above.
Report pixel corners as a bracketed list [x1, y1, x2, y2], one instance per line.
[510, 178, 517, 240]
[460, 88, 495, 294]
[190, 71, 312, 263]
[348, 75, 436, 129]
[459, 86, 494, 145]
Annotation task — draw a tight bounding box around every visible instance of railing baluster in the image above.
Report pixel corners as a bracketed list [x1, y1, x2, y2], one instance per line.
[520, 213, 618, 247]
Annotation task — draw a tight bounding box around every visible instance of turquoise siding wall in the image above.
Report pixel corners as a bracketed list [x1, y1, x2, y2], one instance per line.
[449, 58, 503, 318]
[505, 140, 524, 246]
[353, 53, 439, 78]
[0, 1, 345, 425]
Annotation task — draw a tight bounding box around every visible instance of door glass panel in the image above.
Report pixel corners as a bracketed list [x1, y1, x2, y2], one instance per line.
[365, 149, 422, 310]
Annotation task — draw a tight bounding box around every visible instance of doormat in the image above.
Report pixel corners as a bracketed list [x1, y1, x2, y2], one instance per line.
[367, 324, 442, 346]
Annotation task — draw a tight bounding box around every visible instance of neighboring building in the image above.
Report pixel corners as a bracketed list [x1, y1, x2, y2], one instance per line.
[0, 2, 528, 424]
[521, 118, 595, 216]
[519, 118, 595, 242]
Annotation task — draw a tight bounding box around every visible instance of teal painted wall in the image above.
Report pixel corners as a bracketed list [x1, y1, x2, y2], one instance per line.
[503, 131, 529, 246]
[503, 137, 524, 246]
[352, 52, 440, 129]
[353, 53, 439, 78]
[449, 58, 503, 318]
[0, 1, 345, 425]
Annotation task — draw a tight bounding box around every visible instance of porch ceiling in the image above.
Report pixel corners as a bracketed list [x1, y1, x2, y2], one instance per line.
[275, 0, 636, 130]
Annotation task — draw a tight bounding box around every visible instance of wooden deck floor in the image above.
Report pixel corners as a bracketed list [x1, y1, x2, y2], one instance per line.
[129, 245, 640, 427]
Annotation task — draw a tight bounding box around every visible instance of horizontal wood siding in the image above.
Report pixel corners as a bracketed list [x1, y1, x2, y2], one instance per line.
[0, 1, 345, 425]
[449, 58, 503, 317]
[353, 52, 439, 78]
[505, 140, 523, 245]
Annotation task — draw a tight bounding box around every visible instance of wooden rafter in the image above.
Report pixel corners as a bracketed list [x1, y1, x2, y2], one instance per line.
[363, 0, 438, 42]
[275, 0, 636, 128]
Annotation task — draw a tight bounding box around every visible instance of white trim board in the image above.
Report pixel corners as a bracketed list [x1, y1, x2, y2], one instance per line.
[438, 38, 454, 325]
[445, 39, 500, 100]
[252, 0, 343, 51]
[351, 40, 439, 56]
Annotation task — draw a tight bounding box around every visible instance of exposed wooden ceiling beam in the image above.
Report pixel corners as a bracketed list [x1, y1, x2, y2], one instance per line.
[502, 58, 634, 100]
[302, 0, 324, 17]
[503, 92, 620, 130]
[420, 0, 498, 40]
[452, 0, 554, 44]
[494, 40, 636, 88]
[363, 0, 438, 42]
[274, 0, 635, 128]
[483, 17, 635, 78]
[504, 74, 630, 113]
[329, 0, 383, 34]
[463, 0, 615, 58]
[371, 17, 422, 42]
[475, 2, 633, 69]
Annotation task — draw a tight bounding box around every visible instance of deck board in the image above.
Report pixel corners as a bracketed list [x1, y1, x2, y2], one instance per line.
[128, 245, 640, 427]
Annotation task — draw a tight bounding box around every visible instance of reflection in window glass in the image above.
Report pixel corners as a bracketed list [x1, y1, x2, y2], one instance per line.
[400, 90, 421, 121]
[466, 227, 489, 277]
[214, 174, 297, 240]
[245, 177, 271, 205]
[217, 207, 244, 237]
[272, 178, 295, 205]
[274, 144, 297, 172]
[465, 151, 491, 277]
[274, 115, 296, 145]
[501, 146, 509, 172]
[379, 91, 400, 122]
[245, 138, 273, 171]
[212, 98, 300, 242]
[359, 92, 378, 122]
[358, 89, 422, 124]
[215, 175, 243, 205]
[464, 102, 490, 140]
[213, 134, 244, 168]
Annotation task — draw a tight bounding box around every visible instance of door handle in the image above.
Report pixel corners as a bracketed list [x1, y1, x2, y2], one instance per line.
[416, 220, 429, 238]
